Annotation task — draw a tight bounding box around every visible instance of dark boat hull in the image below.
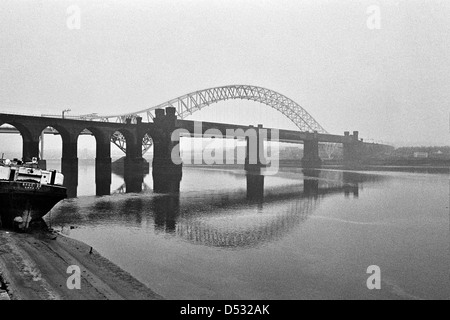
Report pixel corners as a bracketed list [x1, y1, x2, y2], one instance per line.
[0, 181, 67, 230]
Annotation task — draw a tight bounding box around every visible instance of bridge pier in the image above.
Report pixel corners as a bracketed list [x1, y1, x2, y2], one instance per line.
[95, 134, 112, 196]
[244, 125, 266, 201]
[95, 161, 112, 196]
[343, 131, 363, 167]
[124, 139, 144, 166]
[152, 107, 183, 193]
[95, 158, 112, 195]
[124, 164, 144, 193]
[38, 132, 47, 169]
[61, 160, 78, 198]
[96, 136, 111, 164]
[124, 155, 146, 167]
[61, 135, 78, 167]
[122, 127, 148, 192]
[301, 132, 322, 168]
[60, 135, 78, 198]
[22, 136, 40, 163]
[244, 124, 266, 173]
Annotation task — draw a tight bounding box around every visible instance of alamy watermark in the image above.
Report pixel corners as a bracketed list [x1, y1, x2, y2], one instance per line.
[66, 5, 81, 30]
[366, 5, 381, 30]
[170, 121, 280, 175]
[366, 265, 381, 290]
[66, 265, 81, 290]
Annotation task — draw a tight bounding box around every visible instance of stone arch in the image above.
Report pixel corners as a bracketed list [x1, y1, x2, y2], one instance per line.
[0, 121, 36, 161]
[111, 127, 139, 160]
[77, 126, 112, 161]
[36, 124, 69, 167]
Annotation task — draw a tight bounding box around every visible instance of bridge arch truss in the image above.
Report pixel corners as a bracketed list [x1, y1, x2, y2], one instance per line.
[80, 85, 328, 155]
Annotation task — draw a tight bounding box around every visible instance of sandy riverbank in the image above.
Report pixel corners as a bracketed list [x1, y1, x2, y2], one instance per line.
[0, 229, 163, 300]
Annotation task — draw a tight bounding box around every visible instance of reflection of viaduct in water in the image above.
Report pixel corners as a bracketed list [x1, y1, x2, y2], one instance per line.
[176, 195, 316, 249]
[114, 182, 151, 194]
[173, 171, 368, 249]
[110, 161, 151, 194]
[50, 170, 385, 250]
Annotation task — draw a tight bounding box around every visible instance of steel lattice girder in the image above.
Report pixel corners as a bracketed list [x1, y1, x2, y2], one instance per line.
[79, 85, 334, 155]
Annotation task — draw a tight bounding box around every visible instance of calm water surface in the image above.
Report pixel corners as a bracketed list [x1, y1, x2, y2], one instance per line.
[45, 160, 450, 300]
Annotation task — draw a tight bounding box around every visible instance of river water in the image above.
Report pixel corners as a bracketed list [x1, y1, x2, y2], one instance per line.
[44, 160, 449, 300]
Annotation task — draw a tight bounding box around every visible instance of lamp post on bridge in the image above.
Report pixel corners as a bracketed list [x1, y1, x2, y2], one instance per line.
[62, 108, 71, 119]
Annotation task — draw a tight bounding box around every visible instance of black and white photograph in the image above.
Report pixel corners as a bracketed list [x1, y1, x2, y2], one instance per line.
[0, 0, 449, 305]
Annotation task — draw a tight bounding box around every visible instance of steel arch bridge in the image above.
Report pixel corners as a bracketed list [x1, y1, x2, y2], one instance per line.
[79, 85, 328, 155]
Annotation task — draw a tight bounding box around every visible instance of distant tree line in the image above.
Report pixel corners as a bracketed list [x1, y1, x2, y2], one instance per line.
[390, 146, 450, 158]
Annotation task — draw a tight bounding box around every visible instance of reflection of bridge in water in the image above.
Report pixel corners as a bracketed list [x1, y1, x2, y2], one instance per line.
[113, 183, 151, 194]
[171, 170, 383, 249]
[176, 196, 315, 249]
[50, 169, 386, 250]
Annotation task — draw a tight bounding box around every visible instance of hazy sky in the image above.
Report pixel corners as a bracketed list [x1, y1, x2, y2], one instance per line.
[1, 0, 449, 147]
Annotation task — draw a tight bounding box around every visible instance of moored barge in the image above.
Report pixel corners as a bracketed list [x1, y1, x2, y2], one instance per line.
[0, 157, 67, 231]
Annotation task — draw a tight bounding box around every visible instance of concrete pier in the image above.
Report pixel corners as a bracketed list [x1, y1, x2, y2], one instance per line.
[95, 159, 112, 196]
[152, 107, 183, 193]
[301, 131, 322, 168]
[301, 139, 321, 168]
[244, 124, 267, 173]
[61, 159, 78, 198]
[302, 131, 322, 168]
[343, 131, 363, 167]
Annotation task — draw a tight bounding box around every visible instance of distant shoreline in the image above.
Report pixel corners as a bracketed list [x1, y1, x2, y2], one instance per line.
[37, 158, 450, 174]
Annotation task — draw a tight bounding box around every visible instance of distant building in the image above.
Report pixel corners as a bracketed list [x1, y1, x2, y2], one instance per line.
[413, 152, 429, 158]
[430, 150, 448, 159]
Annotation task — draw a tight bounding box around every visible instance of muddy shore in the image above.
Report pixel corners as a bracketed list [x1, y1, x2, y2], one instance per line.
[0, 229, 163, 300]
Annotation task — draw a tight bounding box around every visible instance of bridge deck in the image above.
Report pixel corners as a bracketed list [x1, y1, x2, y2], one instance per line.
[177, 119, 351, 144]
[0, 112, 379, 147]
